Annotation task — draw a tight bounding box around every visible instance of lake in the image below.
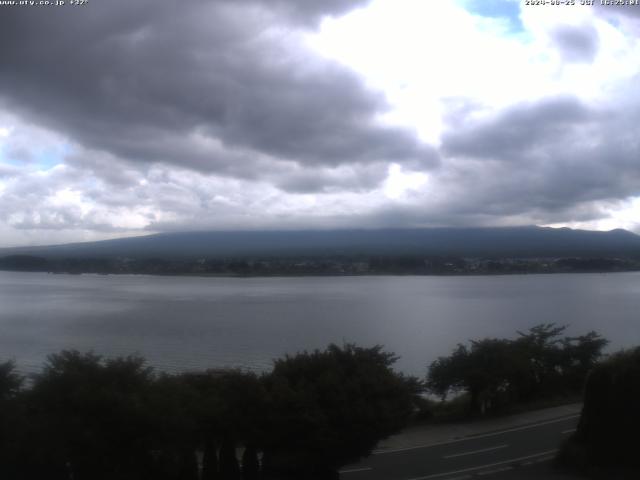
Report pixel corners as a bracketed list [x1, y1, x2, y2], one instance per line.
[1, 271, 639, 376]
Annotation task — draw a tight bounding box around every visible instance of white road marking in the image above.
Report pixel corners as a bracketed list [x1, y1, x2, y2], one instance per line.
[443, 444, 508, 459]
[477, 466, 513, 476]
[374, 414, 580, 454]
[405, 449, 558, 480]
[561, 428, 576, 434]
[339, 466, 373, 474]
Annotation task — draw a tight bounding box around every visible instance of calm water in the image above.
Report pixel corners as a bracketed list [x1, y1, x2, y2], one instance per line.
[1, 271, 639, 376]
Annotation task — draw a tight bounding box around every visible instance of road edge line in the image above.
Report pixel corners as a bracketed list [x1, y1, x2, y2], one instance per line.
[406, 449, 558, 480]
[443, 444, 508, 459]
[373, 414, 579, 454]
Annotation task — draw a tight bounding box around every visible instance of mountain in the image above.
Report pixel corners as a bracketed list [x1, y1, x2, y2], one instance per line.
[2, 226, 640, 260]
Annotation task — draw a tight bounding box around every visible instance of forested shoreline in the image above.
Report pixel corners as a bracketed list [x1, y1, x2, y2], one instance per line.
[1, 254, 639, 277]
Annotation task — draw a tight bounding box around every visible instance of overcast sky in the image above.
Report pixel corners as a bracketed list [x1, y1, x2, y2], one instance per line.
[0, 0, 639, 247]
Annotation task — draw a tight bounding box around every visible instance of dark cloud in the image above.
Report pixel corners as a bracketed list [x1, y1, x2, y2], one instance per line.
[551, 24, 599, 63]
[1, 1, 639, 243]
[442, 96, 592, 160]
[234, 0, 374, 26]
[594, 3, 640, 20]
[437, 95, 640, 225]
[361, 199, 621, 232]
[0, 0, 434, 186]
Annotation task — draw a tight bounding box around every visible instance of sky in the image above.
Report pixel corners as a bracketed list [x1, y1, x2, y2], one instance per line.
[0, 0, 639, 247]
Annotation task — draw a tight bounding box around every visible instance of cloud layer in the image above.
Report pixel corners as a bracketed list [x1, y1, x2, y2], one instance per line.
[0, 0, 639, 246]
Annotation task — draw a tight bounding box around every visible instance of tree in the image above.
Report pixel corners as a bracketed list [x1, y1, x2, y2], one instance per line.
[0, 361, 24, 478]
[0, 344, 420, 480]
[427, 339, 515, 414]
[427, 324, 608, 415]
[512, 323, 568, 398]
[558, 347, 640, 473]
[145, 373, 201, 480]
[26, 351, 157, 480]
[261, 344, 418, 479]
[180, 369, 267, 480]
[559, 331, 608, 391]
[241, 445, 260, 480]
[0, 360, 22, 400]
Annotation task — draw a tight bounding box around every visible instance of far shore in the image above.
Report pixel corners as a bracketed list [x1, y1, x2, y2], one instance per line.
[1, 267, 639, 279]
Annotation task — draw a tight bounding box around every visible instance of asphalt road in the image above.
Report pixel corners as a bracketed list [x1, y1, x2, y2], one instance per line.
[339, 414, 580, 480]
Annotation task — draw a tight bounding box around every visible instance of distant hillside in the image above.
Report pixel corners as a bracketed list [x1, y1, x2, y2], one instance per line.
[2, 226, 640, 260]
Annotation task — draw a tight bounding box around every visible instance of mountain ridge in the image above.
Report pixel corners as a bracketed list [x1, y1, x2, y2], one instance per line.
[2, 225, 640, 260]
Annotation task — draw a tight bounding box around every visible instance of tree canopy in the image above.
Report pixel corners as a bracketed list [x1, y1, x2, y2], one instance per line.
[427, 324, 608, 415]
[558, 347, 640, 475]
[261, 344, 418, 478]
[0, 344, 418, 480]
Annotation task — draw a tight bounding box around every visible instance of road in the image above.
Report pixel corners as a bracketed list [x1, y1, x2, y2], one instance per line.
[339, 414, 579, 480]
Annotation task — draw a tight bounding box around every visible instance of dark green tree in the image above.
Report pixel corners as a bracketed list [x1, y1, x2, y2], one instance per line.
[0, 361, 24, 478]
[26, 351, 157, 480]
[202, 437, 220, 480]
[0, 360, 22, 400]
[427, 339, 515, 414]
[219, 436, 241, 480]
[146, 373, 200, 480]
[512, 323, 567, 398]
[427, 324, 608, 415]
[180, 369, 267, 480]
[558, 347, 640, 473]
[241, 445, 260, 480]
[559, 331, 608, 391]
[261, 344, 418, 479]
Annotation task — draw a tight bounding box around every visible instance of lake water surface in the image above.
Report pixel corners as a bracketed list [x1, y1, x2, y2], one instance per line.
[1, 271, 639, 376]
